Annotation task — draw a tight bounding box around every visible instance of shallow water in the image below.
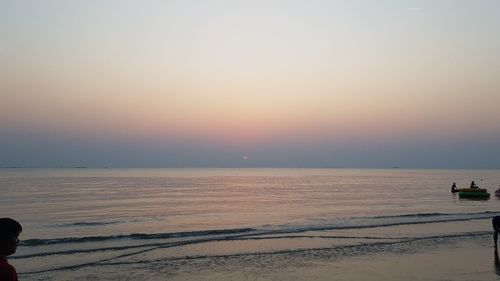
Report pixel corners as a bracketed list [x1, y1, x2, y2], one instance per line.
[1, 168, 499, 280]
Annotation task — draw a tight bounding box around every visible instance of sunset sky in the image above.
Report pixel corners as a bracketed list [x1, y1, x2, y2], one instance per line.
[1, 0, 499, 168]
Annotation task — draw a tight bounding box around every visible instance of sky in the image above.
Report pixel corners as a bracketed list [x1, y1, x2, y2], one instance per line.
[1, 0, 499, 168]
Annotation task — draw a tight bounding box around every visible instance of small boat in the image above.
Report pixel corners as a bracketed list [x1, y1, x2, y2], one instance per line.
[459, 188, 488, 192]
[459, 188, 490, 199]
[495, 189, 500, 197]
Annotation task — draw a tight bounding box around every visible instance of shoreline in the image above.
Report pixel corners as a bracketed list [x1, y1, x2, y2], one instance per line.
[18, 219, 498, 280]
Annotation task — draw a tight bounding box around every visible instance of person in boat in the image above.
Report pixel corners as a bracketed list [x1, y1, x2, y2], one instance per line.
[470, 181, 479, 189]
[451, 182, 459, 193]
[0, 218, 22, 281]
[494, 216, 500, 248]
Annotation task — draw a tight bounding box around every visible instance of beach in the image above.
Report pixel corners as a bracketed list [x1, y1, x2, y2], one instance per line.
[2, 168, 500, 280]
[18, 219, 499, 281]
[166, 238, 498, 281]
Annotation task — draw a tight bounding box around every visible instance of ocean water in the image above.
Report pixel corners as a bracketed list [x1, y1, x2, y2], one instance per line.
[1, 168, 500, 280]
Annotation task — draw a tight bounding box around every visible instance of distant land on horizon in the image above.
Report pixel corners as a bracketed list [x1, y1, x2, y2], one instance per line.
[1, 165, 499, 170]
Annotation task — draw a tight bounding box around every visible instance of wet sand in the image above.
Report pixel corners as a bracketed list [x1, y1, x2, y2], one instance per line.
[22, 219, 499, 281]
[166, 238, 498, 281]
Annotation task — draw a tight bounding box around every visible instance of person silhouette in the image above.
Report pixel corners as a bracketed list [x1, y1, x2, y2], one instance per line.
[0, 218, 22, 281]
[470, 181, 478, 189]
[451, 182, 459, 193]
[493, 216, 500, 248]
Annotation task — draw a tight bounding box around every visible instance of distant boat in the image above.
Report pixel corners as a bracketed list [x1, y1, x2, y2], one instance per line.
[458, 188, 490, 199]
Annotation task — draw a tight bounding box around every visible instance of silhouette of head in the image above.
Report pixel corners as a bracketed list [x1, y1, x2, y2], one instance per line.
[0, 218, 22, 257]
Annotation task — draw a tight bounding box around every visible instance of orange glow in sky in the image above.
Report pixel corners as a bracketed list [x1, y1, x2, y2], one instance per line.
[1, 1, 499, 167]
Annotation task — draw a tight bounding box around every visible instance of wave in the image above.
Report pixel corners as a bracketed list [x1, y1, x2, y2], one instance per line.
[19, 211, 500, 248]
[252, 210, 500, 236]
[108, 230, 492, 264]
[21, 227, 255, 246]
[50, 221, 122, 228]
[18, 230, 492, 275]
[372, 211, 499, 219]
[14, 233, 401, 259]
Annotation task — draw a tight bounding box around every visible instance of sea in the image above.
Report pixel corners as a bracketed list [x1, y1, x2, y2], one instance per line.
[1, 168, 499, 280]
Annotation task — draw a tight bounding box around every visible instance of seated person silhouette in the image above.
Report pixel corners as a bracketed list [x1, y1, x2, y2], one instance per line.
[470, 181, 479, 189]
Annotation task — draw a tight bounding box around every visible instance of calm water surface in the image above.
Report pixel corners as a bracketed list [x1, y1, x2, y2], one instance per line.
[1, 168, 499, 239]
